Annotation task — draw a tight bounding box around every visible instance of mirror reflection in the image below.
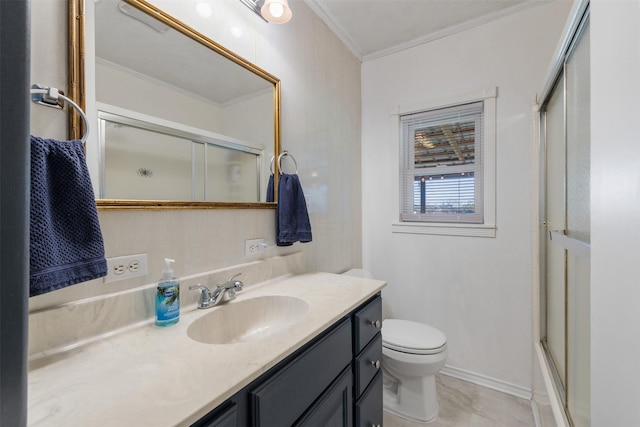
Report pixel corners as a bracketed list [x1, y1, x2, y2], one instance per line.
[87, 0, 280, 205]
[99, 109, 262, 201]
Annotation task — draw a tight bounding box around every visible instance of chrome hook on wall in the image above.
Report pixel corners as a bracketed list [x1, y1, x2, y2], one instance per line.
[30, 84, 90, 143]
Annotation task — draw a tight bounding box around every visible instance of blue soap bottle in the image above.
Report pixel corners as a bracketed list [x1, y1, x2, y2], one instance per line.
[155, 258, 180, 327]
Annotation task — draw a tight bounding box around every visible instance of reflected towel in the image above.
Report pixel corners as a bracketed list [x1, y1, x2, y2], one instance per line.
[266, 174, 275, 202]
[276, 174, 312, 246]
[30, 136, 107, 297]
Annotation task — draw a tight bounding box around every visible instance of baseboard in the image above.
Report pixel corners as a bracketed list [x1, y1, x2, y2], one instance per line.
[440, 365, 533, 400]
[533, 388, 550, 406]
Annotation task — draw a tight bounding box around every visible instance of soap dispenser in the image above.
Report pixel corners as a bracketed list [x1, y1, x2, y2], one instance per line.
[156, 258, 180, 327]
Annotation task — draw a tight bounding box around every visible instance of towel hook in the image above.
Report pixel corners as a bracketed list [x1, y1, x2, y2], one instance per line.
[30, 84, 90, 143]
[277, 151, 298, 175]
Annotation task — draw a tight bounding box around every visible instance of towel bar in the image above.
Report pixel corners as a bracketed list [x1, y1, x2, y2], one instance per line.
[270, 151, 299, 175]
[278, 151, 298, 174]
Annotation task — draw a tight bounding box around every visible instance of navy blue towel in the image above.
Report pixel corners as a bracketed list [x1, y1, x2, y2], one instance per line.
[276, 174, 312, 246]
[30, 136, 107, 297]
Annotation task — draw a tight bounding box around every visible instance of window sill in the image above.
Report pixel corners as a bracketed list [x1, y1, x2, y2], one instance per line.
[391, 222, 496, 238]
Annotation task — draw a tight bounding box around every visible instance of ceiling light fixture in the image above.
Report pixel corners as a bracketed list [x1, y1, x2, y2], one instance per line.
[261, 0, 292, 24]
[239, 0, 292, 24]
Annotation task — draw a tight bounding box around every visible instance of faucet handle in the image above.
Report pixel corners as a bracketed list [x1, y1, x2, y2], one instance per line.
[189, 284, 210, 292]
[189, 284, 211, 304]
[228, 273, 243, 290]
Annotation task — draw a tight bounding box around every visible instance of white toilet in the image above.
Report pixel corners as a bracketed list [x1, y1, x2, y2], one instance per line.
[382, 319, 448, 423]
[340, 269, 448, 423]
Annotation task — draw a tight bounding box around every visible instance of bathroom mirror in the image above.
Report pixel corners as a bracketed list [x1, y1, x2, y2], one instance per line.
[69, 0, 280, 208]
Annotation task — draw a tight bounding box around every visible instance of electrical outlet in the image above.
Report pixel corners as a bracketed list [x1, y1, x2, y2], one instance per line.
[128, 259, 141, 273]
[105, 254, 148, 283]
[244, 238, 265, 257]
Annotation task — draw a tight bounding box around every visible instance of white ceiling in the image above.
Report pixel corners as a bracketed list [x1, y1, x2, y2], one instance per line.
[303, 0, 545, 61]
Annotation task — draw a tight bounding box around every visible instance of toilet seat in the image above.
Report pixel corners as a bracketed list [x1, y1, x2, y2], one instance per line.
[382, 319, 447, 355]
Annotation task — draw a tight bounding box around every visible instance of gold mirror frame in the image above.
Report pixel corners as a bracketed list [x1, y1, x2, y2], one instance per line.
[68, 0, 280, 209]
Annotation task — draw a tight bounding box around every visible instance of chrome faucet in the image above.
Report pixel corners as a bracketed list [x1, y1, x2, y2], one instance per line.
[189, 273, 244, 309]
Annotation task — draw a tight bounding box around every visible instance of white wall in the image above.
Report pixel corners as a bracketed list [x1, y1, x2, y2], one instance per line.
[362, 1, 572, 393]
[30, 0, 67, 140]
[29, 0, 362, 310]
[590, 1, 640, 424]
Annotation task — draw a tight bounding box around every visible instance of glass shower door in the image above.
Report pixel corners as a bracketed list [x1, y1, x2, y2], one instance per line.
[541, 14, 590, 427]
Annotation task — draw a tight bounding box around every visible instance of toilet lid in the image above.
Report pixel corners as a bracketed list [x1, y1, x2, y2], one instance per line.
[382, 319, 447, 354]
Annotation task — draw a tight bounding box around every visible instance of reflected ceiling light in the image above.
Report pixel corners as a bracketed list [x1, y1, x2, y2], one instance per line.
[230, 26, 244, 38]
[196, 2, 213, 18]
[261, 0, 292, 23]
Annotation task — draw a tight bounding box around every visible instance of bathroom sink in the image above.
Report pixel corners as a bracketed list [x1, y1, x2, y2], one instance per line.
[187, 295, 309, 344]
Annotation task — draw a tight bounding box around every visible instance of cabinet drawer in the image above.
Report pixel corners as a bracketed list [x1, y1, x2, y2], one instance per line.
[354, 333, 382, 397]
[353, 296, 382, 354]
[250, 317, 352, 427]
[355, 370, 383, 427]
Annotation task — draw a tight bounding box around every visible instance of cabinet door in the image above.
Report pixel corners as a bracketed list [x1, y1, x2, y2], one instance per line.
[294, 367, 353, 427]
[355, 371, 383, 427]
[250, 318, 352, 426]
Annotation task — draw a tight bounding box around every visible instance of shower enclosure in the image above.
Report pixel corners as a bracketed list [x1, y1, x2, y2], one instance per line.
[539, 4, 590, 426]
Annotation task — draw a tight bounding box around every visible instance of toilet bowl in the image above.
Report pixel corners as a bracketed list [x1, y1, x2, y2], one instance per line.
[382, 319, 448, 423]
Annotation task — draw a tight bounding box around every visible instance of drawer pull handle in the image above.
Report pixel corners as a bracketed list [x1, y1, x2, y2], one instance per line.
[370, 320, 381, 329]
[371, 424, 381, 427]
[371, 359, 381, 369]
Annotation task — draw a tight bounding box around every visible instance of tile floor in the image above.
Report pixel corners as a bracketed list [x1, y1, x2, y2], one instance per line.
[383, 374, 555, 427]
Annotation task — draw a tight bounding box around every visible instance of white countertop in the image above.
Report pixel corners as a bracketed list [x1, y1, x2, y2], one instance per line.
[28, 272, 386, 426]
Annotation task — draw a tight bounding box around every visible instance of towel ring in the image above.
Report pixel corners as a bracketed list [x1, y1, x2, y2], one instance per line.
[277, 151, 298, 175]
[30, 84, 90, 143]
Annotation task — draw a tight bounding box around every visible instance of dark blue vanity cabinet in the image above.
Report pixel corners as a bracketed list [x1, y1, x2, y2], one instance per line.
[192, 294, 382, 427]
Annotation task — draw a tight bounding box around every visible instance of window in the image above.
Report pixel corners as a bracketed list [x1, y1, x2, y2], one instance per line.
[393, 88, 496, 237]
[401, 101, 484, 223]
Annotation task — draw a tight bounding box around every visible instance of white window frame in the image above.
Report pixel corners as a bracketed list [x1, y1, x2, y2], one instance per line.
[391, 87, 497, 238]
